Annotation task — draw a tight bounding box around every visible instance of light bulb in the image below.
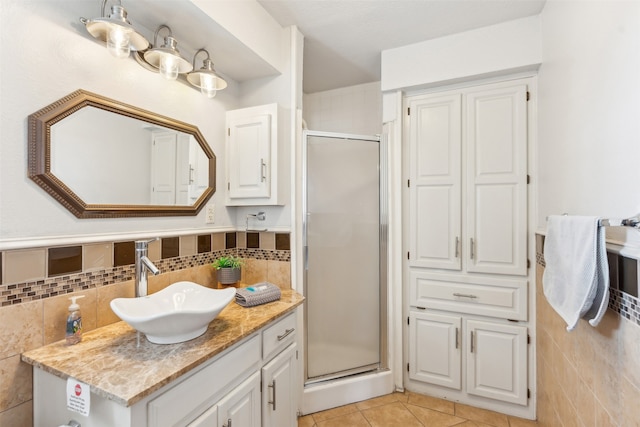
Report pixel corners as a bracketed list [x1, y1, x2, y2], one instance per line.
[107, 27, 131, 59]
[159, 56, 179, 80]
[200, 74, 217, 98]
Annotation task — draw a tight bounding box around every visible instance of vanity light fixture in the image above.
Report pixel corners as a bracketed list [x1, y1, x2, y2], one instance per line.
[80, 0, 149, 59]
[143, 25, 193, 80]
[186, 49, 228, 98]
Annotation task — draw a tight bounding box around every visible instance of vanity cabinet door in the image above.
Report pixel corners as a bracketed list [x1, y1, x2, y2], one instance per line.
[217, 371, 261, 427]
[262, 343, 297, 427]
[188, 405, 219, 427]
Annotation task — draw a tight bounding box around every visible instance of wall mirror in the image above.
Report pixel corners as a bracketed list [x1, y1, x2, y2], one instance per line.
[28, 90, 216, 218]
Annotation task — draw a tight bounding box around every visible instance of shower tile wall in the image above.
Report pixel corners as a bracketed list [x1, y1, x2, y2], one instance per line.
[536, 234, 640, 426]
[0, 231, 291, 424]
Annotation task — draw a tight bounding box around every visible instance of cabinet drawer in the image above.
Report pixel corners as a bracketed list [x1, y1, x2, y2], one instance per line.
[148, 334, 261, 427]
[263, 313, 297, 361]
[410, 271, 527, 320]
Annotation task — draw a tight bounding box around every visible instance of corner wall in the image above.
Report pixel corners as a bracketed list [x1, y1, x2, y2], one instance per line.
[536, 1, 640, 425]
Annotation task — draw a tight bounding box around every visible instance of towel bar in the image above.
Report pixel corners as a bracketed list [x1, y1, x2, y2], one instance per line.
[598, 217, 640, 228]
[546, 215, 640, 229]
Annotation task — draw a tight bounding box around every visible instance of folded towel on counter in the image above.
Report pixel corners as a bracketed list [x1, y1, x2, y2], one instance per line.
[235, 282, 281, 307]
[542, 215, 609, 331]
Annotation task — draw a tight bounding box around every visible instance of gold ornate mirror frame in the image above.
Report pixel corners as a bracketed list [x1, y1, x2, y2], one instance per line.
[28, 89, 216, 218]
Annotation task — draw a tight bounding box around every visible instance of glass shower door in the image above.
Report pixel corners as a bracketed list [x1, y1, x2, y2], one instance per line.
[304, 131, 382, 383]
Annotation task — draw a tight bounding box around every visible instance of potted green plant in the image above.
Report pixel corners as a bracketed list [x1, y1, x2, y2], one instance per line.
[212, 255, 244, 285]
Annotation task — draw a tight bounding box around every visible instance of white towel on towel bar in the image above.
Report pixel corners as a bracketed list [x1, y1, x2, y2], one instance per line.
[542, 215, 609, 331]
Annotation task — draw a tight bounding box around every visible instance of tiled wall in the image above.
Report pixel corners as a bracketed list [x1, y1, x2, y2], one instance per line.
[0, 231, 291, 425]
[535, 235, 640, 426]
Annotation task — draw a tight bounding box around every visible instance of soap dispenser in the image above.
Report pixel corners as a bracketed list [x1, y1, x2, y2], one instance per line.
[66, 295, 85, 345]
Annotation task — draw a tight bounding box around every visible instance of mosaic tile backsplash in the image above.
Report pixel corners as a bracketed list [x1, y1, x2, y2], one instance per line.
[0, 232, 291, 307]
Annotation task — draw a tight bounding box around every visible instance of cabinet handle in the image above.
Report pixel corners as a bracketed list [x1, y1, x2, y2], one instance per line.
[277, 328, 295, 341]
[470, 238, 475, 259]
[453, 293, 477, 299]
[268, 380, 277, 410]
[470, 331, 475, 353]
[454, 237, 460, 258]
[261, 158, 266, 182]
[455, 327, 459, 349]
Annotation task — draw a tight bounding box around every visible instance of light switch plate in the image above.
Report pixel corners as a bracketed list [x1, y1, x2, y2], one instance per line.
[205, 204, 215, 224]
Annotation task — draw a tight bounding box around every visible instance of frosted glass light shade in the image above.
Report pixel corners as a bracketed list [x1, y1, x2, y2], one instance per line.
[80, 4, 148, 58]
[143, 35, 192, 79]
[107, 27, 132, 59]
[186, 55, 227, 98]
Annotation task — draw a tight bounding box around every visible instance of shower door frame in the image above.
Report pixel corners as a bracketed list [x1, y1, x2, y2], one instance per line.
[302, 130, 389, 386]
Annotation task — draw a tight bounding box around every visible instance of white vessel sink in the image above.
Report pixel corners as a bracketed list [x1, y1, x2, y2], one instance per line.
[110, 281, 236, 344]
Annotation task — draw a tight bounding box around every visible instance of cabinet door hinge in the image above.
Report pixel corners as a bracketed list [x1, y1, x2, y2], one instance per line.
[527, 259, 531, 269]
[407, 251, 410, 260]
[228, 182, 230, 191]
[527, 388, 531, 398]
[407, 316, 410, 326]
[526, 91, 530, 101]
[527, 174, 531, 184]
[407, 363, 410, 372]
[528, 334, 531, 344]
[407, 107, 411, 115]
[228, 128, 230, 136]
[296, 350, 299, 360]
[407, 179, 410, 188]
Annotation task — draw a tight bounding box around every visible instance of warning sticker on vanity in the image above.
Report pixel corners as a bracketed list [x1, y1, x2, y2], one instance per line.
[66, 378, 90, 416]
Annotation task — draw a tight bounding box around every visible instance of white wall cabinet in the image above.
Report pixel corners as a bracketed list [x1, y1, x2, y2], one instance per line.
[408, 311, 528, 406]
[405, 78, 533, 418]
[225, 103, 289, 206]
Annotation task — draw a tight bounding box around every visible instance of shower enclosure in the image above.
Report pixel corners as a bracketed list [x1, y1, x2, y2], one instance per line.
[302, 130, 388, 410]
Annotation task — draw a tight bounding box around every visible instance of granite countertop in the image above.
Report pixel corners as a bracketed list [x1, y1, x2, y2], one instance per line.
[22, 289, 304, 407]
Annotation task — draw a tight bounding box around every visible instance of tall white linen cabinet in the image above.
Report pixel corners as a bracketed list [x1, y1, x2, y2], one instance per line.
[404, 78, 534, 419]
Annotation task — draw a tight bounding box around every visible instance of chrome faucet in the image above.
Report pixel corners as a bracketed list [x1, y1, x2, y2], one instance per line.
[135, 238, 161, 298]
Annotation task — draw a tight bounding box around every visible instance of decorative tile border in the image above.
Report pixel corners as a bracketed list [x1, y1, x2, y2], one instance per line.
[0, 248, 290, 307]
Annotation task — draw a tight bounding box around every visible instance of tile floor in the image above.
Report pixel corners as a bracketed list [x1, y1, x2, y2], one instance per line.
[297, 392, 538, 427]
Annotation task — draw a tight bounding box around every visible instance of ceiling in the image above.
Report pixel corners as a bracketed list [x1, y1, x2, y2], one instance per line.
[257, 0, 546, 93]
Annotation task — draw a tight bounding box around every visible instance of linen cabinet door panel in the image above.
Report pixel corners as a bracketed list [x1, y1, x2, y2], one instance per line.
[409, 93, 462, 270]
[466, 319, 528, 406]
[217, 371, 261, 427]
[466, 83, 528, 276]
[409, 311, 461, 390]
